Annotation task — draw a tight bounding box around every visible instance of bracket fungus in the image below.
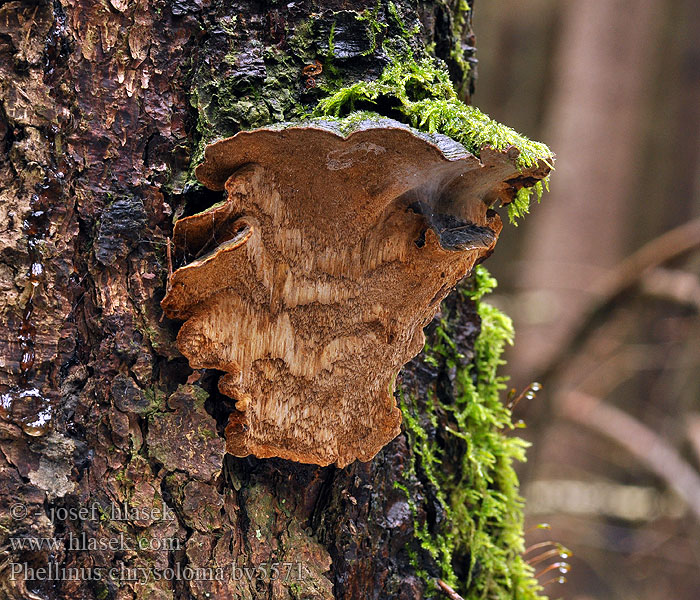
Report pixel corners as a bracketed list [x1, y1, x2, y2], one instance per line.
[161, 118, 550, 467]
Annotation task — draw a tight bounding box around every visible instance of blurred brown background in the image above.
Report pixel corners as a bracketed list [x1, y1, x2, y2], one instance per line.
[472, 1, 700, 598]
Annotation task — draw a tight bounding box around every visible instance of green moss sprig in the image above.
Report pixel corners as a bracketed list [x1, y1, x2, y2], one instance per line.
[314, 54, 553, 223]
[397, 266, 545, 599]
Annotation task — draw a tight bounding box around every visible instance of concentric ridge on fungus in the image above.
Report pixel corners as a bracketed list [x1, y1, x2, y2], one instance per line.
[161, 117, 550, 467]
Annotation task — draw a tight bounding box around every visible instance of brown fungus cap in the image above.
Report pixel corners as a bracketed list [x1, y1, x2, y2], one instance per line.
[161, 118, 550, 467]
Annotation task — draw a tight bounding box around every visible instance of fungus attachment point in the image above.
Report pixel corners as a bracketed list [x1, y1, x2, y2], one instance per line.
[161, 118, 551, 467]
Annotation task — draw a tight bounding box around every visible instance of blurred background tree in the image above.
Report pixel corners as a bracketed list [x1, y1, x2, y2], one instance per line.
[473, 1, 700, 599]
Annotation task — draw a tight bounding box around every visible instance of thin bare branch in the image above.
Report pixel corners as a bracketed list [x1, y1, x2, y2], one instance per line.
[640, 268, 700, 311]
[539, 219, 700, 383]
[685, 413, 700, 465]
[558, 391, 700, 522]
[437, 579, 466, 600]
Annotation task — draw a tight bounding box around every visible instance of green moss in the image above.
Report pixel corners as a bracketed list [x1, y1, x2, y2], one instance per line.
[327, 21, 337, 57]
[114, 467, 128, 484]
[143, 386, 167, 414]
[189, 199, 226, 217]
[198, 424, 216, 440]
[448, 0, 473, 94]
[95, 582, 110, 600]
[186, 383, 210, 406]
[356, 2, 388, 55]
[387, 1, 421, 39]
[397, 265, 545, 599]
[314, 53, 553, 223]
[287, 19, 315, 57]
[320, 22, 344, 90]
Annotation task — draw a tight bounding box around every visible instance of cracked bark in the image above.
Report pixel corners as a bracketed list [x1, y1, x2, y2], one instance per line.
[0, 1, 482, 599]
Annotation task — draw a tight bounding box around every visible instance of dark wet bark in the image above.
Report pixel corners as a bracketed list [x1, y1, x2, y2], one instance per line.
[0, 1, 479, 598]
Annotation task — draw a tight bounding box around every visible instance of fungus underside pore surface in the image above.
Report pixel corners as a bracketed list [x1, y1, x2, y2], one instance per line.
[185, 7, 553, 598]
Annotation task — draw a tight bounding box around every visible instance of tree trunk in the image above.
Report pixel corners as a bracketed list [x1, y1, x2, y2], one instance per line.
[0, 2, 539, 599]
[507, 0, 660, 385]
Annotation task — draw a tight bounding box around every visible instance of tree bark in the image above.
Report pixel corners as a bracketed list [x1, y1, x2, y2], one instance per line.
[0, 2, 514, 600]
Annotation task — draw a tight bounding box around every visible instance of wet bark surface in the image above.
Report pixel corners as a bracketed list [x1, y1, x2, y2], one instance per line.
[0, 1, 478, 598]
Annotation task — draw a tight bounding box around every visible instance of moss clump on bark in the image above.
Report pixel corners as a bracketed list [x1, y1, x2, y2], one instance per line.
[314, 53, 553, 223]
[397, 266, 545, 599]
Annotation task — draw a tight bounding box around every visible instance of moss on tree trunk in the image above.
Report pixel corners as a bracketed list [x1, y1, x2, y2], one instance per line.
[0, 1, 548, 598]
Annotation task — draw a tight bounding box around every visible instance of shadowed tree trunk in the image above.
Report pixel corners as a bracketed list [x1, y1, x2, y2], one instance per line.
[0, 2, 540, 599]
[503, 0, 660, 386]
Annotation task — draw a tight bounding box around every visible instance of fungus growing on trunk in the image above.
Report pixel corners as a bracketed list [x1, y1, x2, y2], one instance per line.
[161, 118, 550, 467]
